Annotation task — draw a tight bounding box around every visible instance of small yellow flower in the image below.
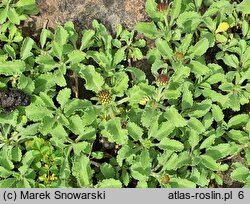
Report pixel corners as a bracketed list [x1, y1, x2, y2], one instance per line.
[174, 52, 184, 61]
[156, 73, 169, 86]
[215, 22, 230, 34]
[139, 97, 149, 105]
[97, 90, 112, 104]
[161, 175, 170, 184]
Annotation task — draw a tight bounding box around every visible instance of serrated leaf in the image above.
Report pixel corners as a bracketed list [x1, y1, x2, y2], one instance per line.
[163, 153, 178, 171]
[241, 46, 250, 68]
[77, 127, 96, 141]
[203, 0, 231, 17]
[35, 54, 57, 72]
[226, 93, 240, 111]
[4, 44, 16, 59]
[244, 148, 250, 165]
[15, 0, 36, 8]
[175, 151, 191, 169]
[80, 29, 95, 50]
[79, 65, 104, 92]
[231, 166, 250, 182]
[188, 38, 209, 58]
[202, 89, 227, 106]
[127, 83, 155, 105]
[18, 74, 35, 94]
[87, 51, 111, 68]
[59, 156, 71, 181]
[72, 155, 93, 187]
[100, 163, 115, 179]
[131, 162, 150, 181]
[163, 89, 181, 100]
[0, 110, 19, 126]
[188, 117, 205, 134]
[179, 34, 193, 53]
[200, 134, 216, 149]
[112, 72, 129, 96]
[207, 73, 226, 84]
[64, 99, 92, 116]
[54, 26, 68, 45]
[50, 124, 68, 148]
[0, 178, 16, 188]
[56, 88, 71, 108]
[200, 155, 226, 171]
[222, 54, 239, 68]
[155, 38, 173, 60]
[39, 92, 56, 109]
[117, 145, 134, 166]
[211, 104, 224, 122]
[170, 0, 182, 26]
[216, 34, 228, 43]
[20, 37, 34, 60]
[206, 143, 239, 160]
[0, 7, 8, 24]
[189, 60, 210, 76]
[68, 115, 85, 135]
[127, 67, 146, 84]
[16, 179, 31, 188]
[172, 65, 190, 82]
[0, 60, 25, 76]
[182, 83, 193, 110]
[67, 50, 86, 64]
[25, 104, 54, 122]
[141, 108, 160, 128]
[177, 11, 201, 32]
[158, 138, 184, 152]
[113, 48, 125, 66]
[81, 107, 97, 126]
[11, 146, 22, 162]
[40, 28, 51, 48]
[127, 122, 143, 141]
[21, 150, 39, 167]
[188, 100, 212, 118]
[121, 169, 130, 186]
[131, 47, 143, 60]
[54, 71, 67, 87]
[101, 118, 128, 145]
[140, 149, 151, 169]
[164, 106, 187, 127]
[8, 7, 20, 25]
[188, 129, 200, 150]
[202, 112, 213, 129]
[145, 0, 162, 19]
[97, 179, 122, 188]
[0, 152, 14, 171]
[237, 0, 250, 15]
[152, 121, 175, 140]
[227, 130, 249, 144]
[135, 22, 160, 39]
[0, 165, 13, 178]
[227, 114, 249, 128]
[52, 41, 63, 60]
[72, 142, 91, 156]
[170, 178, 196, 188]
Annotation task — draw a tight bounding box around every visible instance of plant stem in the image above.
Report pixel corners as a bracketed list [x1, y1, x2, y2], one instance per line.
[116, 97, 128, 105]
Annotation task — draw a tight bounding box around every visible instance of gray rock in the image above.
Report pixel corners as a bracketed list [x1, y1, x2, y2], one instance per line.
[34, 0, 148, 32]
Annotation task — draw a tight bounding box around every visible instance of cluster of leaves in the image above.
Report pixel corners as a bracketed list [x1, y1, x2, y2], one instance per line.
[1, 0, 250, 188]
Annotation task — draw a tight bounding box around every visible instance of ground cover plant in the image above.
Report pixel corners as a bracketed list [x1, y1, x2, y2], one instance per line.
[1, 0, 250, 188]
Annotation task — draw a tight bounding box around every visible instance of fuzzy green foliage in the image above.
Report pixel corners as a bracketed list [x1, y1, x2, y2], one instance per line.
[1, 0, 250, 188]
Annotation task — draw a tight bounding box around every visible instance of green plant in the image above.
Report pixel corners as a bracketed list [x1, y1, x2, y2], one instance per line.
[1, 0, 250, 188]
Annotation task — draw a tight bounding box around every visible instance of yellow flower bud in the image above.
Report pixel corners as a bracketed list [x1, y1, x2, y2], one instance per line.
[139, 97, 149, 105]
[215, 22, 230, 34]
